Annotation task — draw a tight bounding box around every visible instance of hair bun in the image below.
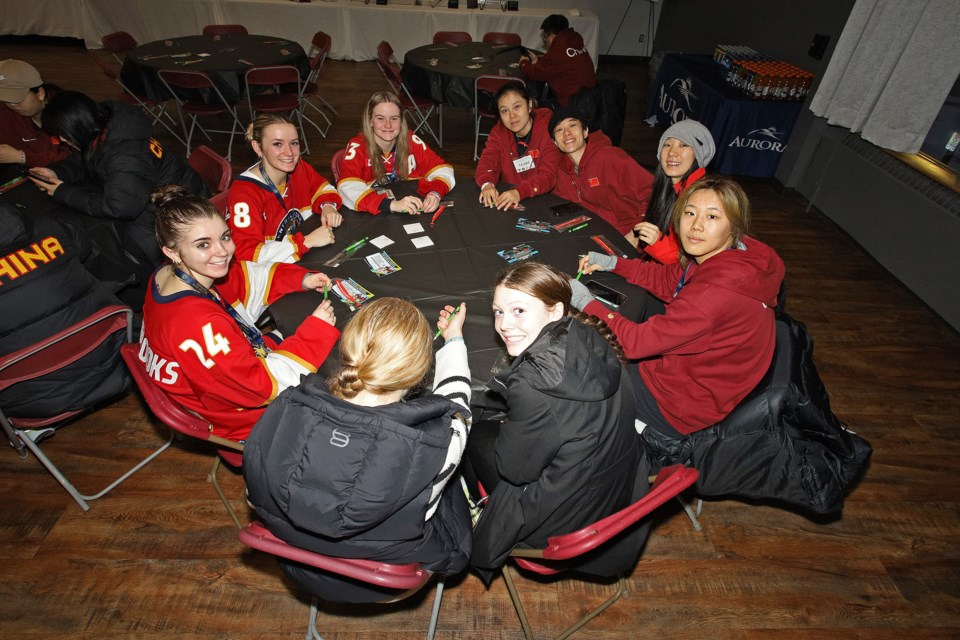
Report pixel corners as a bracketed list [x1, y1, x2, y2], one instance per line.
[150, 184, 190, 209]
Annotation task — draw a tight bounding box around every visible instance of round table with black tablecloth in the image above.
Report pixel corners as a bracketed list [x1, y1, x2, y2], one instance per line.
[267, 180, 652, 388]
[120, 34, 309, 104]
[402, 42, 537, 109]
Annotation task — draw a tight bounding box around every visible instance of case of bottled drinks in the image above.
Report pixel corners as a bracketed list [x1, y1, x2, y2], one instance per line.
[713, 45, 814, 102]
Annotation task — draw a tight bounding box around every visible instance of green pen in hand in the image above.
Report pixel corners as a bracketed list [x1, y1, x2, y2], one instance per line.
[323, 283, 328, 300]
[576, 270, 583, 280]
[435, 305, 461, 339]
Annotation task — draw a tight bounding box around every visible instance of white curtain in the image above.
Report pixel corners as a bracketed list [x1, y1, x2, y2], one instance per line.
[809, 0, 960, 153]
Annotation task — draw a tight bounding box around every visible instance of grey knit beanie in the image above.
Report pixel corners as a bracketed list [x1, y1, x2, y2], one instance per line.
[657, 120, 715, 168]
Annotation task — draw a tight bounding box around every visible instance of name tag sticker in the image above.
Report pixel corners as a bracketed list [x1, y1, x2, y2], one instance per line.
[513, 156, 536, 173]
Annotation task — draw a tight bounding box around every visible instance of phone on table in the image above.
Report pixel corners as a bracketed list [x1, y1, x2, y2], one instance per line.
[586, 280, 627, 308]
[550, 202, 584, 217]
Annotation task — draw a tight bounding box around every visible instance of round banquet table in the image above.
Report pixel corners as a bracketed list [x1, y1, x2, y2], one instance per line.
[402, 41, 534, 109]
[119, 34, 309, 104]
[267, 180, 652, 388]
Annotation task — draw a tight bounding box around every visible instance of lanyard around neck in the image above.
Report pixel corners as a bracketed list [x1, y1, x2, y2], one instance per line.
[259, 162, 303, 239]
[173, 265, 269, 358]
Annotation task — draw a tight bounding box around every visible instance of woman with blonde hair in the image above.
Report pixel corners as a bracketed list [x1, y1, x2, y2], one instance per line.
[227, 113, 341, 264]
[337, 91, 455, 215]
[244, 297, 473, 602]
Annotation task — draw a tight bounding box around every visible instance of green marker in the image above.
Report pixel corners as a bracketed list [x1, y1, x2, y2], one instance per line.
[344, 236, 369, 252]
[323, 283, 328, 300]
[575, 270, 583, 280]
[435, 305, 461, 339]
[567, 222, 589, 233]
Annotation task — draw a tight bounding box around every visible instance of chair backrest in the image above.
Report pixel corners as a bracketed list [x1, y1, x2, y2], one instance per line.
[475, 75, 513, 117]
[159, 68, 216, 92]
[244, 64, 301, 90]
[238, 521, 432, 591]
[188, 145, 232, 194]
[101, 31, 137, 63]
[376, 59, 406, 97]
[311, 30, 332, 56]
[527, 464, 699, 564]
[433, 31, 472, 45]
[88, 50, 120, 82]
[482, 32, 521, 46]
[376, 41, 394, 66]
[209, 190, 229, 216]
[330, 148, 345, 184]
[203, 24, 248, 36]
[0, 306, 131, 394]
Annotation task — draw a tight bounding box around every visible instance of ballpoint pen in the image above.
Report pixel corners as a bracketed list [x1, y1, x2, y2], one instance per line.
[567, 222, 589, 233]
[435, 305, 461, 339]
[323, 283, 328, 300]
[344, 236, 369, 253]
[575, 270, 583, 280]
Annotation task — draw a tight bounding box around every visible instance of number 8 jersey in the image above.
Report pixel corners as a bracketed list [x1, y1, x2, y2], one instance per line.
[138, 261, 339, 442]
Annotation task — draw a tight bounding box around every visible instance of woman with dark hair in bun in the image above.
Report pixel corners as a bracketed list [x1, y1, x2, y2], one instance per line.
[465, 261, 650, 579]
[27, 90, 205, 289]
[135, 185, 339, 443]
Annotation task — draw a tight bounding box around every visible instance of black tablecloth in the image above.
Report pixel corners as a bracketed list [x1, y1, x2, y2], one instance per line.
[644, 54, 803, 178]
[268, 180, 649, 386]
[402, 42, 532, 108]
[120, 34, 309, 104]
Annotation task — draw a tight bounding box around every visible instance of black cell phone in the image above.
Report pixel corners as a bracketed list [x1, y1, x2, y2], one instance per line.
[550, 202, 584, 217]
[586, 280, 627, 308]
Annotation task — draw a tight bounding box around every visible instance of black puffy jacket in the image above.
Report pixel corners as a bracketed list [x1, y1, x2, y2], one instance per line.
[49, 101, 205, 267]
[470, 317, 649, 579]
[0, 203, 128, 417]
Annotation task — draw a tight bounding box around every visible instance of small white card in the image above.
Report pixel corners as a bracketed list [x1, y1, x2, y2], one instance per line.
[404, 223, 425, 234]
[411, 236, 434, 248]
[371, 235, 394, 248]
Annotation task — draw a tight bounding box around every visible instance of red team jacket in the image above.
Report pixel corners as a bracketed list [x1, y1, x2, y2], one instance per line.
[554, 138, 654, 235]
[226, 160, 341, 263]
[585, 237, 785, 435]
[643, 167, 708, 264]
[474, 107, 559, 200]
[337, 131, 455, 214]
[0, 107, 69, 167]
[139, 261, 339, 442]
[519, 28, 597, 107]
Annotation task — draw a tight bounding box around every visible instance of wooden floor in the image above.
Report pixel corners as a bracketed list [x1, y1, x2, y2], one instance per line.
[2, 36, 959, 639]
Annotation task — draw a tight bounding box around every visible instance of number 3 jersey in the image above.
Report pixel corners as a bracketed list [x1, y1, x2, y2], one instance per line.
[226, 160, 342, 264]
[138, 261, 339, 442]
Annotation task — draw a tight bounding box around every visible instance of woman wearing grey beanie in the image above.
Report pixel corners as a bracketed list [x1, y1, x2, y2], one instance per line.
[633, 119, 715, 265]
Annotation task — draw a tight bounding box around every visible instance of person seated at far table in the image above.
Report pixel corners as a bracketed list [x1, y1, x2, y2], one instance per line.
[0, 59, 70, 167]
[475, 81, 559, 211]
[519, 14, 596, 108]
[633, 120, 716, 265]
[550, 106, 653, 248]
[227, 114, 341, 264]
[137, 185, 340, 443]
[28, 91, 206, 301]
[572, 177, 785, 442]
[244, 297, 473, 602]
[0, 202, 128, 419]
[337, 91, 454, 216]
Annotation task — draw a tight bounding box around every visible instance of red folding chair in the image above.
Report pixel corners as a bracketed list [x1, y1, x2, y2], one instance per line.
[188, 144, 232, 194]
[330, 148, 345, 184]
[500, 464, 700, 640]
[473, 75, 513, 160]
[120, 344, 245, 528]
[301, 30, 337, 134]
[432, 31, 472, 45]
[376, 41, 442, 148]
[101, 30, 138, 64]
[238, 521, 445, 640]
[483, 32, 522, 47]
[87, 51, 185, 146]
[209, 189, 229, 216]
[202, 24, 248, 36]
[0, 306, 173, 511]
[244, 64, 315, 154]
[158, 69, 245, 161]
